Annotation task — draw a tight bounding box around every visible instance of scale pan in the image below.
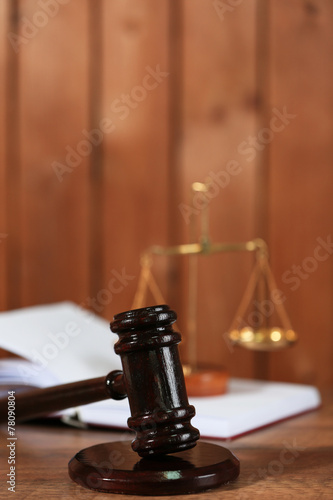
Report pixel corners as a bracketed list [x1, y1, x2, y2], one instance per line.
[228, 327, 297, 351]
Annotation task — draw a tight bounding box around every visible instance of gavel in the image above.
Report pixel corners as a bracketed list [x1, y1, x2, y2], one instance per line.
[0, 305, 239, 495]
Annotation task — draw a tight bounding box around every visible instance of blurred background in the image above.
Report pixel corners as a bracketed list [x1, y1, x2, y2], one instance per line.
[0, 0, 332, 390]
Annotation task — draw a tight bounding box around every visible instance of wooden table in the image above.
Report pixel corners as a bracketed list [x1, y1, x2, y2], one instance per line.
[1, 392, 332, 499]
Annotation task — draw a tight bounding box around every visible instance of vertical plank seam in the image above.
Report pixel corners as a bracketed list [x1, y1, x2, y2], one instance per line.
[88, 0, 104, 309]
[167, 0, 184, 312]
[253, 0, 272, 379]
[5, 0, 21, 310]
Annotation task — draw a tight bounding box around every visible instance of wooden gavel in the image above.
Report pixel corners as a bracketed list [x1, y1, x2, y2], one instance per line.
[0, 305, 239, 495]
[0, 305, 199, 457]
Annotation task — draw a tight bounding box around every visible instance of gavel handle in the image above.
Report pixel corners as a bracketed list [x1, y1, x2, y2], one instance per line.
[0, 370, 127, 423]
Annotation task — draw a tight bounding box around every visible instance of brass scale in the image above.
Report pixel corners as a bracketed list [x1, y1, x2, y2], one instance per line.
[131, 181, 297, 393]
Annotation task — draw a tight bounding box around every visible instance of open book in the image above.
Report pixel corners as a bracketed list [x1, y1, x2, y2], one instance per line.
[0, 302, 321, 439]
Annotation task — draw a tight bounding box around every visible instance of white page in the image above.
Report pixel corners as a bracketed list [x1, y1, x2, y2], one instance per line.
[77, 378, 321, 439]
[0, 302, 121, 385]
[0, 303, 321, 439]
[191, 379, 321, 438]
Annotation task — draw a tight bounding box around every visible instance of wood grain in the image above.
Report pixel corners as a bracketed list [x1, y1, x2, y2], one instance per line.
[100, 0, 170, 321]
[0, 0, 8, 311]
[18, 0, 91, 307]
[0, 0, 332, 389]
[4, 0, 21, 310]
[267, 0, 333, 388]
[0, 392, 331, 498]
[87, 0, 104, 303]
[179, 0, 258, 377]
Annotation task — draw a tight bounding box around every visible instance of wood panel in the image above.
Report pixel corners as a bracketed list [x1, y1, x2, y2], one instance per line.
[179, 0, 258, 378]
[0, 0, 8, 311]
[0, 0, 332, 389]
[268, 0, 333, 389]
[4, 0, 21, 310]
[87, 0, 104, 302]
[100, 0, 170, 321]
[18, 0, 91, 307]
[165, 0, 185, 317]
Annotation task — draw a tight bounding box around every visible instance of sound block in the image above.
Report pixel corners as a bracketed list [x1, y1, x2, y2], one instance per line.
[68, 440, 240, 495]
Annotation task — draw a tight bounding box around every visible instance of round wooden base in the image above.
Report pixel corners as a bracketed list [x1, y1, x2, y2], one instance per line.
[68, 440, 240, 496]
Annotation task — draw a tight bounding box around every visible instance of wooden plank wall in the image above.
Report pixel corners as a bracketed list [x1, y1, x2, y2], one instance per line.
[0, 0, 8, 311]
[179, 0, 258, 378]
[268, 0, 333, 388]
[100, 0, 170, 320]
[18, 0, 91, 308]
[0, 0, 332, 389]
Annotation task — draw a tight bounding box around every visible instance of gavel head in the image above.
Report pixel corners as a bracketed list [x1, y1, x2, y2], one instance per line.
[111, 305, 200, 458]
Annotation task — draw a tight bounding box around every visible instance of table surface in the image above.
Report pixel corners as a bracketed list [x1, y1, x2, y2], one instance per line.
[1, 391, 332, 500]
